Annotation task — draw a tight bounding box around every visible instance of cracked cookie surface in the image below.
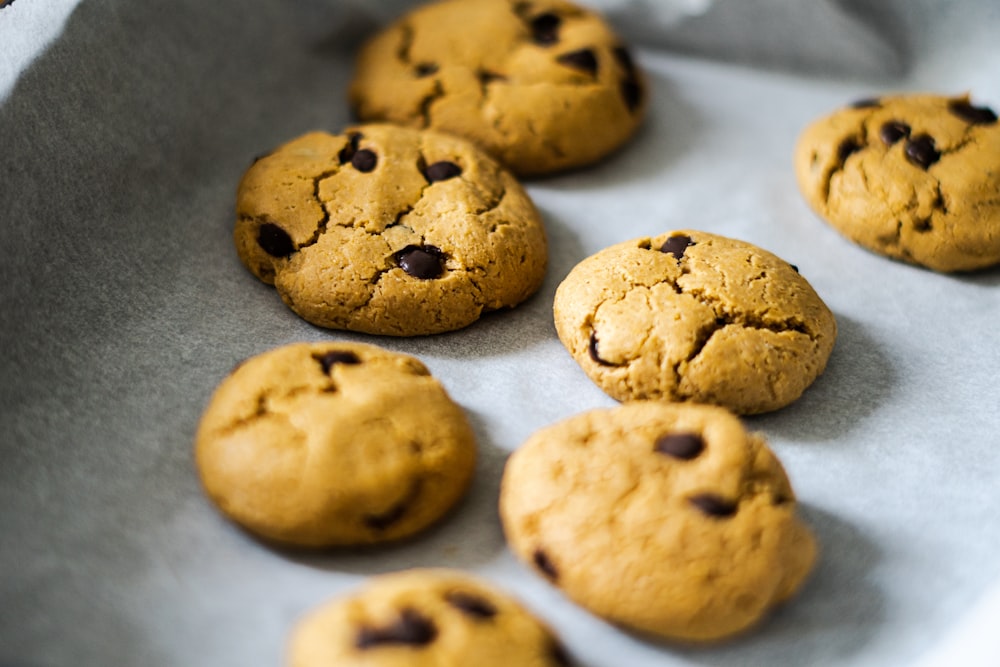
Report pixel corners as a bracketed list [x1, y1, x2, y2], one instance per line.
[289, 569, 574, 666]
[194, 342, 476, 547]
[553, 230, 836, 415]
[235, 124, 547, 335]
[498, 401, 817, 642]
[348, 0, 647, 176]
[794, 93, 1000, 272]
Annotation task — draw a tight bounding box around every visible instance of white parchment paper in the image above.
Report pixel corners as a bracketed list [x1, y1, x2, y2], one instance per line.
[2, 1, 999, 666]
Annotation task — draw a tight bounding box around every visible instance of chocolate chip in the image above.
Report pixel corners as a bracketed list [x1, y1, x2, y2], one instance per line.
[588, 332, 613, 366]
[424, 161, 462, 183]
[257, 223, 294, 258]
[251, 152, 270, 165]
[363, 500, 408, 531]
[850, 97, 880, 109]
[414, 62, 438, 77]
[444, 591, 498, 619]
[396, 245, 445, 279]
[351, 149, 378, 172]
[880, 120, 911, 145]
[338, 132, 363, 164]
[621, 79, 642, 113]
[837, 137, 861, 163]
[317, 350, 361, 374]
[948, 98, 998, 125]
[531, 13, 561, 45]
[654, 433, 704, 460]
[556, 49, 598, 76]
[613, 46, 637, 76]
[533, 548, 558, 581]
[356, 609, 438, 649]
[660, 234, 694, 260]
[689, 494, 738, 518]
[789, 264, 800, 273]
[905, 134, 940, 169]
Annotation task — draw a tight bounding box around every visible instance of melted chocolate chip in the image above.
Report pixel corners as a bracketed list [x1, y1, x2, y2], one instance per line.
[621, 79, 642, 113]
[588, 332, 613, 366]
[414, 62, 438, 77]
[396, 245, 445, 279]
[444, 591, 498, 619]
[424, 161, 462, 183]
[356, 609, 438, 649]
[905, 134, 940, 169]
[837, 137, 861, 163]
[533, 548, 558, 581]
[556, 48, 598, 76]
[338, 132, 363, 164]
[660, 234, 694, 260]
[948, 99, 998, 125]
[531, 13, 561, 45]
[363, 501, 407, 531]
[257, 223, 294, 257]
[880, 120, 911, 145]
[654, 433, 704, 460]
[317, 350, 361, 374]
[689, 494, 738, 518]
[789, 264, 800, 273]
[351, 148, 378, 172]
[850, 97, 881, 109]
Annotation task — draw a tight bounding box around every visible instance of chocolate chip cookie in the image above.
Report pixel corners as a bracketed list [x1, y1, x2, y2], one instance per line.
[499, 401, 817, 642]
[794, 93, 1000, 272]
[288, 569, 574, 666]
[348, 0, 647, 176]
[553, 230, 837, 415]
[235, 124, 548, 336]
[194, 342, 476, 547]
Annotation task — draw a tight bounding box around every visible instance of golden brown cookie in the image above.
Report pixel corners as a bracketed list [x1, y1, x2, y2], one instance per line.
[288, 569, 574, 666]
[499, 401, 817, 643]
[235, 124, 547, 335]
[552, 230, 837, 415]
[794, 93, 1000, 272]
[348, 0, 647, 176]
[194, 342, 476, 548]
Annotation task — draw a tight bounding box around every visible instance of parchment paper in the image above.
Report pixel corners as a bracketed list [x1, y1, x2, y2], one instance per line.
[2, 1, 999, 665]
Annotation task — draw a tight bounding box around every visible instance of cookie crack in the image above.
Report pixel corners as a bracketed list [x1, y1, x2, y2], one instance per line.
[418, 80, 445, 129]
[294, 168, 342, 251]
[396, 23, 414, 65]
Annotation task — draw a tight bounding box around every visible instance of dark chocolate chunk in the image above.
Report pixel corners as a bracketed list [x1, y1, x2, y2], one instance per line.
[621, 79, 642, 113]
[444, 591, 498, 619]
[556, 48, 598, 76]
[356, 608, 438, 649]
[948, 98, 998, 125]
[905, 134, 940, 169]
[531, 13, 561, 45]
[689, 493, 738, 518]
[533, 548, 558, 581]
[789, 264, 800, 273]
[257, 223, 294, 258]
[837, 137, 861, 163]
[351, 148, 378, 172]
[660, 234, 694, 260]
[396, 245, 446, 279]
[654, 433, 705, 460]
[424, 161, 462, 183]
[414, 62, 438, 77]
[477, 69, 507, 85]
[338, 132, 363, 164]
[850, 97, 880, 109]
[588, 332, 613, 366]
[317, 350, 361, 374]
[879, 120, 911, 145]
